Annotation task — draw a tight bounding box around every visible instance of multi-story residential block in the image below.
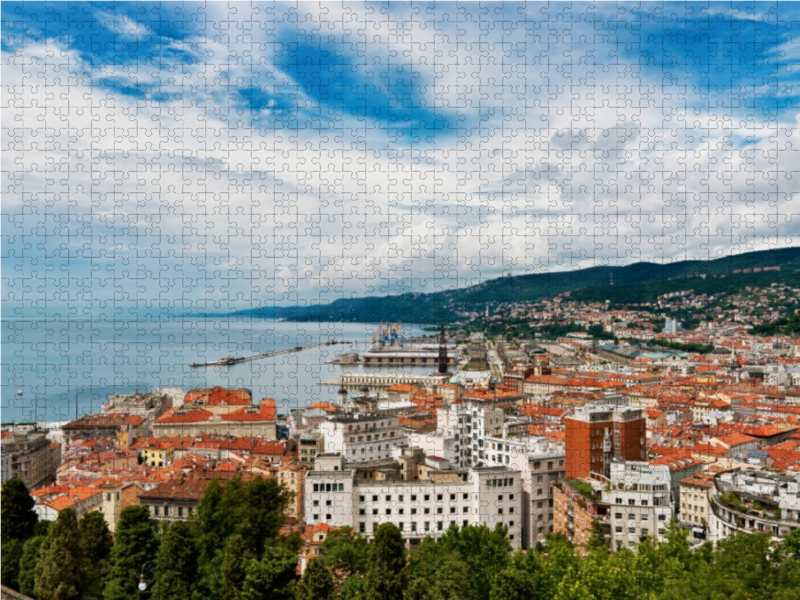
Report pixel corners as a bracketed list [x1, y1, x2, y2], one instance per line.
[602, 461, 672, 551]
[708, 470, 800, 543]
[564, 405, 646, 479]
[1, 431, 61, 490]
[318, 411, 407, 463]
[679, 471, 715, 535]
[304, 453, 524, 549]
[437, 403, 503, 469]
[297, 432, 324, 466]
[552, 478, 609, 553]
[483, 435, 565, 547]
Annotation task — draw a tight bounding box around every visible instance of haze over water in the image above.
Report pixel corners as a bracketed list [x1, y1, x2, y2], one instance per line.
[1, 318, 430, 423]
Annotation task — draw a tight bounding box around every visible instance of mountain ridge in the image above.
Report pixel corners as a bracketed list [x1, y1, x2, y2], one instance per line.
[230, 246, 800, 323]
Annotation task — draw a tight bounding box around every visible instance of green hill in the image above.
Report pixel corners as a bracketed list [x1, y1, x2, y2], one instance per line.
[234, 247, 800, 323]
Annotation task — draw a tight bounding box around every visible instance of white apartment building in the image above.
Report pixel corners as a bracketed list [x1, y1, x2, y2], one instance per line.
[437, 403, 504, 469]
[484, 435, 565, 547]
[304, 453, 524, 549]
[602, 461, 672, 551]
[319, 412, 407, 463]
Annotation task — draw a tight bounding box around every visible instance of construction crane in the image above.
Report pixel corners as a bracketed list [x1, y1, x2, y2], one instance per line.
[371, 322, 382, 346]
[391, 321, 402, 346]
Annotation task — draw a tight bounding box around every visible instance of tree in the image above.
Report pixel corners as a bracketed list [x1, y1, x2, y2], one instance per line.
[18, 534, 46, 597]
[405, 538, 470, 600]
[80, 511, 114, 600]
[103, 506, 159, 600]
[34, 508, 86, 600]
[437, 525, 511, 600]
[220, 534, 254, 600]
[490, 568, 536, 600]
[1, 478, 38, 542]
[235, 544, 297, 600]
[2, 538, 24, 590]
[364, 523, 405, 600]
[584, 520, 609, 554]
[158, 520, 199, 600]
[319, 527, 368, 578]
[194, 476, 291, 598]
[295, 558, 333, 600]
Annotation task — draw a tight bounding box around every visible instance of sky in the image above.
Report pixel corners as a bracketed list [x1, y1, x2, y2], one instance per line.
[2, 1, 800, 318]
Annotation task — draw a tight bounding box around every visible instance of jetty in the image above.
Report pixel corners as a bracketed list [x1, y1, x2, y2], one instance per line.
[190, 339, 345, 368]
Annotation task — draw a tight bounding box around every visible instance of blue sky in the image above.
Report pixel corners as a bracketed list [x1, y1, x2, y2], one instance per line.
[2, 1, 800, 317]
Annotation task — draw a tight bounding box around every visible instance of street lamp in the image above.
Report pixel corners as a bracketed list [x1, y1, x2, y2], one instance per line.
[138, 558, 159, 599]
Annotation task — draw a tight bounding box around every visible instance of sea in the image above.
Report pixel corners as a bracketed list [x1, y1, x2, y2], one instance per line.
[1, 318, 431, 424]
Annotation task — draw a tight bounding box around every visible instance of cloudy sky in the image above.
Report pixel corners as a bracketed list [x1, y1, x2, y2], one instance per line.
[3, 1, 799, 317]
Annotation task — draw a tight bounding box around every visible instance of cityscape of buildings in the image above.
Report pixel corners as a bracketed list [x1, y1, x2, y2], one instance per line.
[5, 280, 800, 569]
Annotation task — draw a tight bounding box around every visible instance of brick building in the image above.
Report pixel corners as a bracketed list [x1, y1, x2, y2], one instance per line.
[564, 405, 645, 479]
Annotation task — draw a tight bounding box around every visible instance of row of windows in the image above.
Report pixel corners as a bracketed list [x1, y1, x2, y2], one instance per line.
[358, 492, 469, 503]
[488, 477, 515, 488]
[152, 505, 192, 517]
[614, 497, 662, 506]
[613, 512, 667, 522]
[312, 483, 345, 492]
[352, 520, 517, 534]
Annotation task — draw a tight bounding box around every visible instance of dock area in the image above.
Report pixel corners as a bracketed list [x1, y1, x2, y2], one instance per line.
[190, 340, 347, 368]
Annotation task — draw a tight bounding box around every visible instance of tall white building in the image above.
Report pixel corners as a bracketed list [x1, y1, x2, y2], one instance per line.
[437, 403, 504, 469]
[484, 434, 566, 547]
[602, 460, 672, 551]
[318, 412, 407, 463]
[304, 453, 524, 548]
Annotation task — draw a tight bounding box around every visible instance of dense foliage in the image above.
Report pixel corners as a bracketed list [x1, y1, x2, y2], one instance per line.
[6, 473, 800, 600]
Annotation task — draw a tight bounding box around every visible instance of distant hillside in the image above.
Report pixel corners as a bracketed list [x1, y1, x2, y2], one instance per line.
[234, 247, 800, 323]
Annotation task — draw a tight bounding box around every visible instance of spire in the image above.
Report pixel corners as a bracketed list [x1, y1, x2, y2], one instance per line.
[438, 319, 448, 375]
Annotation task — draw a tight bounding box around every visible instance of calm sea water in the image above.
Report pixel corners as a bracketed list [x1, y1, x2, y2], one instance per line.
[1, 318, 430, 423]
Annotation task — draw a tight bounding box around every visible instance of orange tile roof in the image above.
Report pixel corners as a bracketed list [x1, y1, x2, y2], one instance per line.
[185, 386, 252, 406]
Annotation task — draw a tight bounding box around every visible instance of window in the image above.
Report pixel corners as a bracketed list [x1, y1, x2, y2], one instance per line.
[498, 495, 504, 501]
[510, 521, 514, 527]
[424, 494, 430, 501]
[386, 495, 391, 502]
[326, 500, 332, 506]
[616, 498, 622, 504]
[509, 494, 514, 500]
[498, 508, 504, 515]
[359, 509, 365, 515]
[326, 514, 331, 520]
[438, 521, 443, 531]
[399, 495, 404, 502]
[359, 522, 365, 533]
[463, 493, 469, 500]
[629, 527, 636, 534]
[615, 513, 623, 520]
[658, 515, 666, 522]
[628, 514, 635, 520]
[641, 500, 648, 506]
[399, 508, 405, 515]
[615, 525, 623, 533]
[628, 499, 635, 506]
[424, 522, 430, 532]
[373, 509, 379, 515]
[450, 494, 456, 501]
[359, 495, 365, 502]
[372, 495, 378, 502]
[386, 508, 392, 515]
[178, 507, 183, 517]
[412, 522, 417, 532]
[641, 528, 649, 536]
[437, 494, 443, 501]
[424, 508, 430, 515]
[437, 507, 443, 514]
[154, 506, 160, 516]
[411, 508, 417, 515]
[313, 514, 319, 520]
[314, 484, 319, 492]
[163, 506, 169, 516]
[450, 507, 456, 514]
[509, 507, 515, 514]
[411, 495, 417, 501]
[641, 514, 649, 521]
[463, 506, 469, 513]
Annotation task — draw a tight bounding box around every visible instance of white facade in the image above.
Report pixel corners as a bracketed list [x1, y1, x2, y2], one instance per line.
[438, 403, 503, 469]
[407, 431, 456, 462]
[319, 413, 407, 463]
[483, 435, 565, 547]
[603, 461, 673, 551]
[304, 460, 524, 549]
